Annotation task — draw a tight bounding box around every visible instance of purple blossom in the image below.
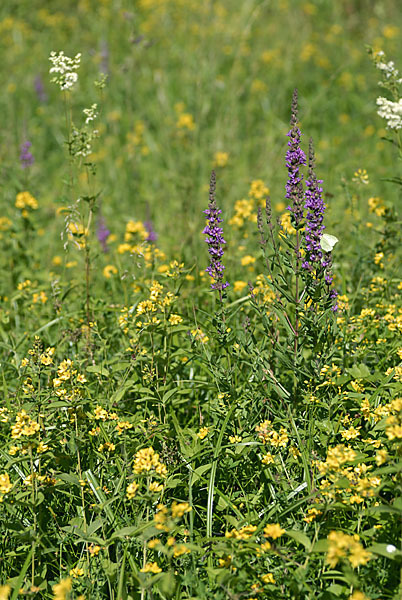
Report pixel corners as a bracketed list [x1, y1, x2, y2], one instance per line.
[34, 75, 47, 103]
[203, 170, 229, 291]
[20, 141, 34, 169]
[286, 89, 306, 228]
[302, 138, 325, 271]
[144, 220, 158, 243]
[97, 216, 110, 253]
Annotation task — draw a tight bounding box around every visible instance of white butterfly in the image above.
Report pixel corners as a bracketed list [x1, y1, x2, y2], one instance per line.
[320, 233, 339, 253]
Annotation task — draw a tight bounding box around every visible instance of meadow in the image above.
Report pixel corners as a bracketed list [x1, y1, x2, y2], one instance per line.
[0, 1, 401, 599]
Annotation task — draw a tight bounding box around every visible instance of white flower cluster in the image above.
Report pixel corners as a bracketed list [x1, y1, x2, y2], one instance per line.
[376, 96, 402, 130]
[49, 51, 81, 91]
[374, 51, 402, 85]
[83, 103, 98, 124]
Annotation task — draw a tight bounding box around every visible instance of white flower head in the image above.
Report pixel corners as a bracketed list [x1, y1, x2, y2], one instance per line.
[49, 51, 81, 91]
[83, 104, 98, 124]
[376, 96, 402, 130]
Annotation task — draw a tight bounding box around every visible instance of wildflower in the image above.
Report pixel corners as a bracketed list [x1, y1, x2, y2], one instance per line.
[140, 562, 162, 574]
[173, 544, 190, 557]
[15, 191, 38, 211]
[226, 525, 257, 539]
[89, 545, 101, 556]
[171, 501, 191, 518]
[0, 473, 12, 498]
[69, 566, 84, 578]
[240, 255, 256, 267]
[304, 507, 322, 523]
[83, 103, 98, 124]
[263, 523, 285, 539]
[34, 74, 47, 103]
[213, 151, 229, 167]
[197, 427, 209, 440]
[233, 280, 247, 292]
[144, 220, 158, 242]
[133, 447, 167, 477]
[249, 179, 269, 200]
[203, 170, 229, 291]
[352, 169, 369, 184]
[349, 592, 368, 600]
[261, 573, 276, 584]
[176, 113, 195, 130]
[97, 216, 110, 252]
[49, 51, 81, 91]
[286, 89, 306, 228]
[302, 139, 325, 272]
[126, 481, 139, 499]
[376, 97, 402, 130]
[103, 265, 117, 279]
[20, 141, 34, 169]
[0, 586, 11, 600]
[326, 531, 371, 568]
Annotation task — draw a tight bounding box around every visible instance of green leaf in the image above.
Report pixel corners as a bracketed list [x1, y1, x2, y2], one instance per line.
[86, 364, 109, 376]
[367, 543, 402, 560]
[286, 530, 312, 550]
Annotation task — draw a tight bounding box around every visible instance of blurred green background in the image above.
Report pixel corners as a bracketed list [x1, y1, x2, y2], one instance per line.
[0, 0, 401, 263]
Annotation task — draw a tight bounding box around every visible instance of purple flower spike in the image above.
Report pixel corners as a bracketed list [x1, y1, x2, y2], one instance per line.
[302, 138, 325, 271]
[20, 141, 34, 169]
[203, 170, 229, 291]
[144, 220, 158, 243]
[286, 89, 306, 228]
[97, 216, 110, 253]
[34, 75, 47, 103]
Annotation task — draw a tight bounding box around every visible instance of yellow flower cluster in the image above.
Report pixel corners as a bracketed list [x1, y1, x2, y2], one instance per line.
[385, 397, 402, 441]
[326, 531, 371, 568]
[0, 473, 12, 500]
[190, 328, 209, 343]
[133, 447, 167, 477]
[126, 481, 139, 499]
[256, 420, 289, 447]
[263, 523, 285, 539]
[11, 410, 40, 439]
[171, 501, 192, 518]
[140, 561, 162, 574]
[15, 191, 38, 215]
[229, 179, 269, 228]
[225, 525, 257, 540]
[368, 196, 386, 217]
[52, 578, 72, 600]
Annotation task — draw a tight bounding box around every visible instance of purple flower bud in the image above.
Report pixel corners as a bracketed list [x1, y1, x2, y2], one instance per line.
[286, 89, 306, 228]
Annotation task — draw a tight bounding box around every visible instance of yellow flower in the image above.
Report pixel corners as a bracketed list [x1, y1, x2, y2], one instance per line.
[168, 314, 182, 325]
[261, 573, 276, 584]
[69, 567, 84, 578]
[233, 280, 248, 293]
[140, 562, 162, 574]
[213, 151, 229, 167]
[15, 191, 38, 210]
[0, 586, 11, 600]
[52, 255, 63, 266]
[327, 531, 371, 568]
[103, 265, 118, 278]
[176, 113, 195, 130]
[263, 523, 285, 539]
[197, 427, 209, 440]
[241, 255, 256, 267]
[171, 501, 192, 518]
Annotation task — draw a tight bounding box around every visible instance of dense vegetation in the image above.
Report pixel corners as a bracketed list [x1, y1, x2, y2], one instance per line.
[0, 1, 401, 599]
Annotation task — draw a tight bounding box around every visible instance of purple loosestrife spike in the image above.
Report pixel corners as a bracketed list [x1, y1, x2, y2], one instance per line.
[286, 89, 306, 228]
[20, 141, 34, 169]
[144, 220, 158, 243]
[34, 75, 47, 103]
[302, 138, 325, 271]
[97, 216, 110, 253]
[203, 170, 229, 291]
